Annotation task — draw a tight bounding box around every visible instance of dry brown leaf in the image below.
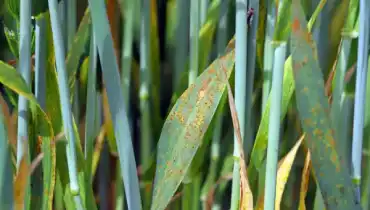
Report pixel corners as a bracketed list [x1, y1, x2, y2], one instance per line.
[298, 150, 311, 210]
[14, 139, 30, 210]
[222, 62, 253, 209]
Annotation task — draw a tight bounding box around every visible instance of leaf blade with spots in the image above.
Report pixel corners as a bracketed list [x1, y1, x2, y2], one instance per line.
[290, 1, 359, 209]
[151, 49, 235, 210]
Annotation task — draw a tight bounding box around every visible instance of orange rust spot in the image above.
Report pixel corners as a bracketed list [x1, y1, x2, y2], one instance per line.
[330, 152, 340, 172]
[310, 107, 317, 116]
[208, 68, 216, 74]
[293, 62, 302, 72]
[292, 18, 300, 32]
[327, 134, 336, 148]
[301, 87, 309, 94]
[304, 32, 313, 44]
[313, 128, 323, 139]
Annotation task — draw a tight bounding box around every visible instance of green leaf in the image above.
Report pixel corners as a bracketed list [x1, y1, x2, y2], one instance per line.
[151, 49, 235, 210]
[67, 8, 92, 98]
[290, 1, 359, 209]
[273, 0, 292, 41]
[3, 25, 19, 59]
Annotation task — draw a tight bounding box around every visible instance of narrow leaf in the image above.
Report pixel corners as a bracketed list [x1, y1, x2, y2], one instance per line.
[224, 65, 253, 210]
[290, 1, 359, 209]
[151, 49, 235, 210]
[14, 140, 29, 210]
[299, 150, 311, 210]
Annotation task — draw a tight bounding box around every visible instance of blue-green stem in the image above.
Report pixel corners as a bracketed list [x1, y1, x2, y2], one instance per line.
[58, 0, 67, 51]
[230, 0, 248, 209]
[351, 0, 370, 202]
[263, 42, 287, 210]
[119, 0, 135, 110]
[84, 28, 97, 210]
[244, 0, 259, 158]
[47, 0, 83, 209]
[16, 0, 32, 169]
[173, 0, 189, 88]
[139, 0, 153, 207]
[67, 0, 79, 126]
[261, 0, 276, 112]
[361, 56, 370, 210]
[200, 0, 208, 26]
[188, 0, 200, 86]
[87, 0, 142, 209]
[35, 17, 46, 110]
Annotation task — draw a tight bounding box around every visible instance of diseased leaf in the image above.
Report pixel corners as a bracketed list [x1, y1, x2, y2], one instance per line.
[247, 0, 326, 183]
[224, 67, 253, 210]
[290, 1, 359, 209]
[151, 49, 235, 210]
[299, 150, 311, 210]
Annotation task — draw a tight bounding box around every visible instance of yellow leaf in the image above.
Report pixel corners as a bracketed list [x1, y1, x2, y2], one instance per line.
[255, 135, 304, 210]
[14, 140, 30, 210]
[299, 150, 311, 210]
[275, 135, 304, 210]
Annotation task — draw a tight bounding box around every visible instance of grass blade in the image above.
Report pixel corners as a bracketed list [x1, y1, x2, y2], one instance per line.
[87, 0, 142, 209]
[247, 0, 326, 183]
[151, 49, 235, 210]
[230, 0, 248, 208]
[224, 63, 253, 210]
[0, 101, 13, 210]
[290, 0, 359, 208]
[298, 150, 311, 210]
[47, 0, 83, 208]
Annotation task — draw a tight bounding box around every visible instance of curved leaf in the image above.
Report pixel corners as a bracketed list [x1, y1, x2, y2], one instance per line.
[151, 49, 235, 210]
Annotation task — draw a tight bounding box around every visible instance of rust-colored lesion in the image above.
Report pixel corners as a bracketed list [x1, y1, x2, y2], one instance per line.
[313, 128, 324, 139]
[292, 18, 301, 33]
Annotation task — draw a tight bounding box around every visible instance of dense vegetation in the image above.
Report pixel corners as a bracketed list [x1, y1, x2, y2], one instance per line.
[0, 0, 369, 210]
